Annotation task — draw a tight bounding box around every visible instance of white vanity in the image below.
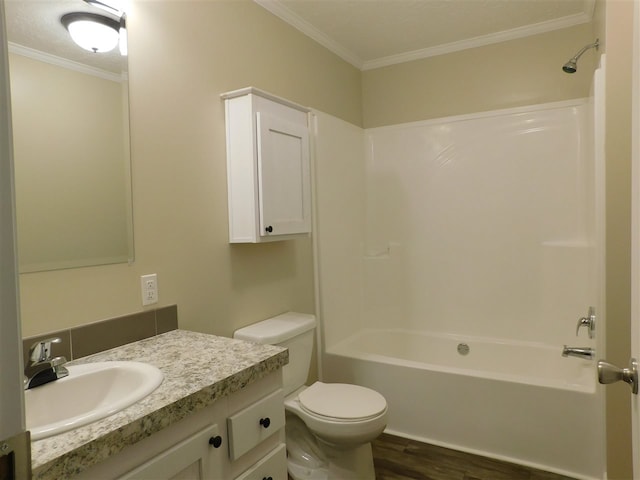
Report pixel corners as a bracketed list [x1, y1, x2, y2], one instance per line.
[30, 330, 288, 480]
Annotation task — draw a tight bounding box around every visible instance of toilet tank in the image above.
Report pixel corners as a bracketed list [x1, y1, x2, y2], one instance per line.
[233, 312, 316, 396]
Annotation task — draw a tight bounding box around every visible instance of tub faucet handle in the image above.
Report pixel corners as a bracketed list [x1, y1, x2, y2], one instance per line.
[576, 307, 596, 339]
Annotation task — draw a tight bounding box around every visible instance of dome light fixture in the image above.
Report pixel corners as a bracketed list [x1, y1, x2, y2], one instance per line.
[61, 12, 120, 53]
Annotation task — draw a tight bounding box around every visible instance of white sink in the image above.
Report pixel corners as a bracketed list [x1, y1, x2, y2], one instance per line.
[26, 361, 163, 440]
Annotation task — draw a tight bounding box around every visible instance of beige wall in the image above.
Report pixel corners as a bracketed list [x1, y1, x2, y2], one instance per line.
[596, 1, 634, 478]
[362, 24, 596, 128]
[18, 0, 361, 338]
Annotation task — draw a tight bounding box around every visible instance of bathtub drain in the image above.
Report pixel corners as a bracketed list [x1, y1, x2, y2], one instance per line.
[457, 343, 470, 355]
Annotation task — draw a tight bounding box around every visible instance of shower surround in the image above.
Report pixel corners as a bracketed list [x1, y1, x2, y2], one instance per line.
[313, 99, 604, 480]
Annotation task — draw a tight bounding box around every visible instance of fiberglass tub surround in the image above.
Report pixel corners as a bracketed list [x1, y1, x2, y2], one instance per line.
[360, 104, 594, 345]
[313, 99, 603, 480]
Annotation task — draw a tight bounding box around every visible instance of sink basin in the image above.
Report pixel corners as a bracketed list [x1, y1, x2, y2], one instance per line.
[26, 361, 163, 440]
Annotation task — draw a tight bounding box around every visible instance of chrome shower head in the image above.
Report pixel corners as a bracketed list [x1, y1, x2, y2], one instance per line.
[562, 39, 599, 74]
[562, 59, 578, 74]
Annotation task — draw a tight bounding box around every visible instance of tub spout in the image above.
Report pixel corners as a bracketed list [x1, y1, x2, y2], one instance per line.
[562, 345, 595, 360]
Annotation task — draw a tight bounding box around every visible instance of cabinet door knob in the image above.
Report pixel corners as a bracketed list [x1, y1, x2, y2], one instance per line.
[208, 436, 222, 448]
[265, 226, 273, 233]
[259, 417, 271, 428]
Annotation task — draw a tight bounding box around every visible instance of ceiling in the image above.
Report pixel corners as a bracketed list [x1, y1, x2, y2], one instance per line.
[255, 0, 595, 70]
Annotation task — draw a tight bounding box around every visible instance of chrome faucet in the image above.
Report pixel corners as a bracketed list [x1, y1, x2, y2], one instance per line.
[562, 345, 595, 360]
[24, 337, 69, 389]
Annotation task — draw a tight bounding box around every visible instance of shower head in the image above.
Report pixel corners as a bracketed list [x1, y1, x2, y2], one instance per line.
[562, 59, 578, 74]
[562, 39, 599, 74]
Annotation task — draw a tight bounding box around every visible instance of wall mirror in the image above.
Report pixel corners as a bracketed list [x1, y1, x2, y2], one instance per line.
[5, 0, 133, 273]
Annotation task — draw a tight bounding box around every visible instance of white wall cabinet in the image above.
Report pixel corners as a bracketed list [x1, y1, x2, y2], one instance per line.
[75, 372, 287, 480]
[222, 87, 311, 243]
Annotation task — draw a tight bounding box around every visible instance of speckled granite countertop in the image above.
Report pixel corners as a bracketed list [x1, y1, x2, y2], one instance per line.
[31, 329, 288, 480]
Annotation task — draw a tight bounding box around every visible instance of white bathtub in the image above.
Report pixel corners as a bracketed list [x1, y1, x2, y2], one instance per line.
[323, 329, 604, 480]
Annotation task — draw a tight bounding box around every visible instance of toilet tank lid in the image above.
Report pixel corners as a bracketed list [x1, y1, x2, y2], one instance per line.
[233, 312, 316, 344]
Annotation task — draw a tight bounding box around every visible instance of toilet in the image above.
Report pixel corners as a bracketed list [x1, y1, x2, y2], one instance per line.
[233, 312, 388, 480]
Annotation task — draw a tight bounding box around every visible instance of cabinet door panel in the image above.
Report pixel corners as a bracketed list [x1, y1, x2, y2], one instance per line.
[234, 443, 287, 480]
[256, 112, 311, 236]
[119, 424, 222, 480]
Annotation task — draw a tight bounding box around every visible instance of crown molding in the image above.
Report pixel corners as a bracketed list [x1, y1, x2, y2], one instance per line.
[254, 0, 594, 72]
[8, 43, 123, 83]
[362, 12, 592, 70]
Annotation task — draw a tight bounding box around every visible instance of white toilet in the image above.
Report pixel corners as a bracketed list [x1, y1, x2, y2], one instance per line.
[234, 312, 388, 480]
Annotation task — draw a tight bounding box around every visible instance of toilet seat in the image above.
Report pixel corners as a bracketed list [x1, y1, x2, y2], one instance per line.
[298, 382, 387, 422]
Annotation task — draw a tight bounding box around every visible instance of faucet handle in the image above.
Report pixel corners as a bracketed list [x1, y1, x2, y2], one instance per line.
[576, 306, 596, 339]
[29, 337, 62, 363]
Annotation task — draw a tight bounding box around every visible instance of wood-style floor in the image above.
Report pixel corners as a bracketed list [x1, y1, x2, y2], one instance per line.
[372, 434, 577, 480]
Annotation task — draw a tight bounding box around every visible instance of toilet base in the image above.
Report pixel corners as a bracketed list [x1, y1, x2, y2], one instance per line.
[323, 442, 376, 480]
[286, 415, 376, 480]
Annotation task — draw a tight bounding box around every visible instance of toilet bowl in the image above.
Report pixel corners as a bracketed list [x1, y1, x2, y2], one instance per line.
[285, 383, 388, 447]
[284, 383, 387, 480]
[233, 312, 388, 480]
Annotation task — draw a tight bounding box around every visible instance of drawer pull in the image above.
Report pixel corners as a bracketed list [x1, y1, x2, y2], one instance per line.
[259, 417, 271, 429]
[262, 477, 273, 480]
[208, 435, 222, 448]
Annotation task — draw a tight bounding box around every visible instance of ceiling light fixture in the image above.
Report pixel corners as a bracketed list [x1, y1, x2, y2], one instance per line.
[61, 12, 120, 53]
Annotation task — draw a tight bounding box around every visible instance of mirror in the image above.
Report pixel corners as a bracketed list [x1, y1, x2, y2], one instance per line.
[4, 0, 133, 273]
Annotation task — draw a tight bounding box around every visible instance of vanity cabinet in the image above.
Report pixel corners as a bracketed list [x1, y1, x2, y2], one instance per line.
[227, 389, 285, 461]
[234, 444, 287, 480]
[225, 373, 287, 480]
[120, 424, 224, 480]
[222, 87, 311, 243]
[74, 372, 287, 480]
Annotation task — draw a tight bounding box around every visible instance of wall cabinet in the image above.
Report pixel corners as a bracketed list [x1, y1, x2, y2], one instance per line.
[75, 372, 287, 480]
[222, 87, 311, 243]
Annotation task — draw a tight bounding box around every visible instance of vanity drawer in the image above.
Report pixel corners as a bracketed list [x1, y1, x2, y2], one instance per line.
[234, 443, 287, 480]
[227, 389, 285, 461]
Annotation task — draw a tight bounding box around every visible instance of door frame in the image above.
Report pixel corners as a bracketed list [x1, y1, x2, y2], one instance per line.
[630, 0, 640, 475]
[0, 0, 30, 476]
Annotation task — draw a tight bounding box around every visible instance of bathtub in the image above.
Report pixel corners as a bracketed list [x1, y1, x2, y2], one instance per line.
[323, 329, 604, 480]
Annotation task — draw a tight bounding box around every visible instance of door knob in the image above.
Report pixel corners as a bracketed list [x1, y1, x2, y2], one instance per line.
[597, 358, 638, 394]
